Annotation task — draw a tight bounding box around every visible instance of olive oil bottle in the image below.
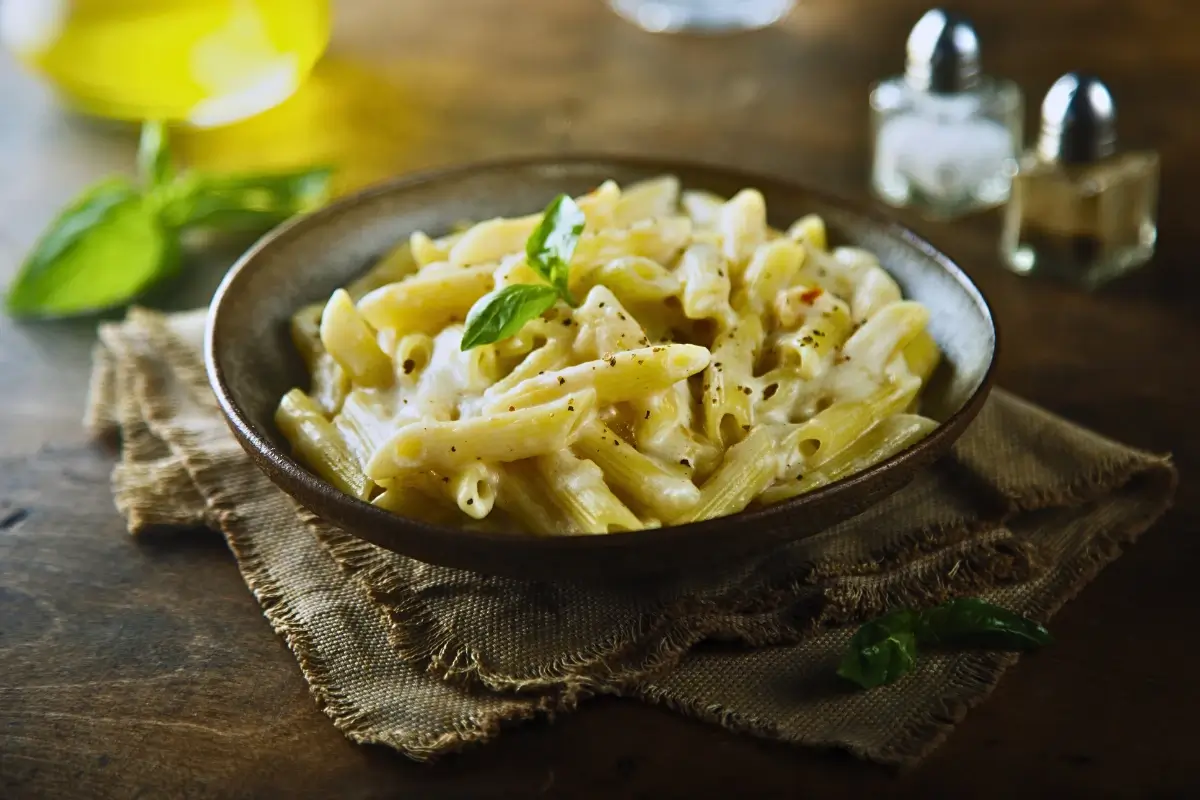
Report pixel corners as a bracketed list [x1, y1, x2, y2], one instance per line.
[1, 0, 330, 127]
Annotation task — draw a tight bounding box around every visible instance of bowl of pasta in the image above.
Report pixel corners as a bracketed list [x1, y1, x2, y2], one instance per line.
[205, 156, 996, 581]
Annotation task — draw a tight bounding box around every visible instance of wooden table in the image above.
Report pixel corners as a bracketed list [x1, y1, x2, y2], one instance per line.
[2, 0, 1197, 796]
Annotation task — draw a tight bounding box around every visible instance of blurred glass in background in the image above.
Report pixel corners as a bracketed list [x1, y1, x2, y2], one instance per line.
[609, 0, 794, 34]
[1, 0, 330, 127]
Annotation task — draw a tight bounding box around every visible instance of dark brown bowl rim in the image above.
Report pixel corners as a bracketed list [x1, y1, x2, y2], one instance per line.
[204, 153, 997, 555]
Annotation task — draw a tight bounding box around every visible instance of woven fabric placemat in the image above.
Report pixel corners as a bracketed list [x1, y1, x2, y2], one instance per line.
[86, 307, 1176, 766]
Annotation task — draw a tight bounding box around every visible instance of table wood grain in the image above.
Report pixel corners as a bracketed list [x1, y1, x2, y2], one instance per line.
[2, 0, 1198, 796]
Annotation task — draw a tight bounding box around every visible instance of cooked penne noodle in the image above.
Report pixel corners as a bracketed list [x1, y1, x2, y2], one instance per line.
[573, 420, 702, 519]
[839, 300, 930, 377]
[850, 264, 904, 323]
[483, 344, 710, 413]
[447, 461, 501, 519]
[782, 376, 920, 472]
[535, 450, 644, 534]
[356, 263, 496, 334]
[759, 414, 937, 504]
[289, 302, 325, 370]
[276, 388, 373, 500]
[333, 388, 403, 469]
[673, 425, 789, 524]
[320, 289, 394, 388]
[309, 352, 350, 416]
[576, 180, 621, 230]
[630, 381, 723, 480]
[613, 175, 680, 227]
[368, 391, 597, 478]
[572, 286, 650, 360]
[718, 189, 768, 270]
[677, 241, 737, 328]
[786, 214, 827, 251]
[580, 256, 680, 303]
[572, 216, 692, 271]
[902, 329, 941, 385]
[737, 237, 806, 316]
[495, 461, 578, 535]
[484, 339, 572, 400]
[703, 314, 764, 447]
[372, 480, 467, 526]
[449, 214, 541, 266]
[290, 302, 350, 415]
[410, 230, 462, 267]
[681, 189, 727, 229]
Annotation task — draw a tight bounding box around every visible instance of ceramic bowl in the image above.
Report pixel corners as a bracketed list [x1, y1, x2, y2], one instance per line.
[205, 156, 996, 582]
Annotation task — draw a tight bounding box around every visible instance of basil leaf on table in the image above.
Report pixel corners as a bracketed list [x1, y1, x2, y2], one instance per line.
[4, 121, 333, 320]
[914, 598, 1053, 650]
[460, 284, 560, 350]
[525, 193, 585, 303]
[836, 609, 919, 690]
[837, 599, 1052, 690]
[5, 179, 178, 319]
[161, 167, 333, 231]
[137, 120, 173, 189]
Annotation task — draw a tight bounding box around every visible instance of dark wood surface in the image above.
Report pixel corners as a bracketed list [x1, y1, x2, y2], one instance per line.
[2, 0, 1198, 796]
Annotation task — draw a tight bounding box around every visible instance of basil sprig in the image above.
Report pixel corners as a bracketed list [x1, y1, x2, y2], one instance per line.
[460, 194, 586, 351]
[5, 121, 332, 319]
[837, 598, 1052, 690]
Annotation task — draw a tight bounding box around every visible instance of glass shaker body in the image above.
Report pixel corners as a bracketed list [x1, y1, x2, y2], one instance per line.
[1000, 151, 1159, 287]
[870, 77, 1023, 219]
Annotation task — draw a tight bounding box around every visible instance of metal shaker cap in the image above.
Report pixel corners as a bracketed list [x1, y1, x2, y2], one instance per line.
[1036, 73, 1117, 164]
[905, 9, 981, 94]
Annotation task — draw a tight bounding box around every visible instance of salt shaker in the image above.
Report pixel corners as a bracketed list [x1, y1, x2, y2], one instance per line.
[1000, 74, 1159, 287]
[870, 9, 1023, 219]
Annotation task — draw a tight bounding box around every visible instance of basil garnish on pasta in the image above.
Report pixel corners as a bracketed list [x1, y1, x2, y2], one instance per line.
[461, 194, 585, 350]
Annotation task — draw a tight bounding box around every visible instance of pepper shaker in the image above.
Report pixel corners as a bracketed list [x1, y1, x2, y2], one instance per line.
[870, 9, 1023, 219]
[1000, 74, 1159, 287]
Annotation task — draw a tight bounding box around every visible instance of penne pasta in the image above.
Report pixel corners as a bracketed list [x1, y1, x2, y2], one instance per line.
[760, 414, 937, 504]
[319, 289, 393, 388]
[613, 175, 680, 227]
[367, 391, 597, 478]
[677, 241, 737, 328]
[356, 263, 496, 334]
[279, 177, 944, 535]
[482, 343, 710, 413]
[276, 388, 373, 500]
[718, 188, 768, 270]
[737, 237, 806, 316]
[702, 313, 764, 447]
[534, 450, 644, 534]
[673, 425, 789, 524]
[573, 420, 701, 519]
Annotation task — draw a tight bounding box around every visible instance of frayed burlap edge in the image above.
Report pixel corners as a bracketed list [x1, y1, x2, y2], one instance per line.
[304, 435, 1169, 699]
[637, 465, 1177, 768]
[112, 310, 579, 760]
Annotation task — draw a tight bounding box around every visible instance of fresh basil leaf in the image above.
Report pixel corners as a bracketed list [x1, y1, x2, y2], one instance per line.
[915, 598, 1053, 651]
[461, 283, 559, 351]
[5, 181, 179, 319]
[161, 167, 333, 231]
[836, 609, 919, 689]
[137, 121, 173, 188]
[525, 194, 584, 304]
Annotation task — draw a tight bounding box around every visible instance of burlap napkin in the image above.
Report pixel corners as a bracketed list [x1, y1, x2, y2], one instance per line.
[86, 307, 1176, 767]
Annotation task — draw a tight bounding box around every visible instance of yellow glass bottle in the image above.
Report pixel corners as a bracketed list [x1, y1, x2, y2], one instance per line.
[1, 0, 331, 127]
